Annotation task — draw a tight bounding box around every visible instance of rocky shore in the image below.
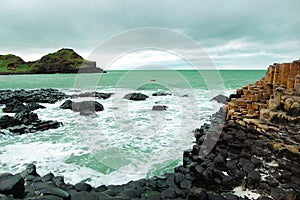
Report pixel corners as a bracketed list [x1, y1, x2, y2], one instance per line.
[0, 59, 300, 199]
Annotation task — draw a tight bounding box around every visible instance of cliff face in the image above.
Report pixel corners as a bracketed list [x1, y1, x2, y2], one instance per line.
[0, 48, 104, 74]
[225, 59, 300, 155]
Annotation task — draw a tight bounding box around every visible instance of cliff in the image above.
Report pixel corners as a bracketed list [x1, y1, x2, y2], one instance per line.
[0, 48, 104, 74]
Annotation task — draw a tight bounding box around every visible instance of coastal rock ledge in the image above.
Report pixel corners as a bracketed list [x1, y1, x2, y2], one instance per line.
[0, 59, 299, 199]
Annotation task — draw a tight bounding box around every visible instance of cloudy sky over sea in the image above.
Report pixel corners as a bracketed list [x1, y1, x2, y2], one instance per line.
[0, 0, 299, 69]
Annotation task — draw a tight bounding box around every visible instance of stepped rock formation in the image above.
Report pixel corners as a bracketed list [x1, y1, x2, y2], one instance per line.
[225, 59, 300, 156]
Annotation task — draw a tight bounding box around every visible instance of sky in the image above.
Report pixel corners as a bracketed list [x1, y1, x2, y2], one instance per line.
[0, 0, 299, 69]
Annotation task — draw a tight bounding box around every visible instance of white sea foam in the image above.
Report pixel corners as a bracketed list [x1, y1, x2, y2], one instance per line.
[0, 89, 225, 186]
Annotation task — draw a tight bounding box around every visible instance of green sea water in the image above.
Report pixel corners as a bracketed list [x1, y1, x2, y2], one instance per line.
[0, 70, 266, 90]
[0, 70, 266, 186]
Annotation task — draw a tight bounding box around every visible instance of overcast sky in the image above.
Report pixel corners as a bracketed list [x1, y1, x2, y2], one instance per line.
[0, 0, 299, 69]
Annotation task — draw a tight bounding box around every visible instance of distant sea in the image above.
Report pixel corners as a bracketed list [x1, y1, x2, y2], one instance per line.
[0, 70, 265, 186]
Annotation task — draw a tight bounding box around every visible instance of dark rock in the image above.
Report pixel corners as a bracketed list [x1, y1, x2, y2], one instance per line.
[270, 187, 286, 200]
[26, 102, 46, 111]
[38, 187, 70, 199]
[161, 189, 176, 199]
[210, 94, 228, 104]
[242, 162, 255, 173]
[2, 100, 26, 113]
[179, 180, 191, 189]
[41, 173, 54, 182]
[95, 185, 108, 192]
[124, 93, 149, 101]
[71, 191, 98, 200]
[265, 176, 279, 187]
[152, 105, 167, 111]
[118, 188, 141, 199]
[0, 115, 20, 129]
[14, 110, 38, 125]
[21, 164, 40, 177]
[152, 92, 171, 96]
[60, 100, 104, 114]
[247, 170, 260, 182]
[0, 173, 25, 198]
[74, 183, 92, 192]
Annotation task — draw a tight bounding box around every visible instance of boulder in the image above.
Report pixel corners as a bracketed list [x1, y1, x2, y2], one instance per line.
[124, 93, 149, 101]
[0, 173, 25, 198]
[210, 94, 228, 104]
[60, 100, 104, 115]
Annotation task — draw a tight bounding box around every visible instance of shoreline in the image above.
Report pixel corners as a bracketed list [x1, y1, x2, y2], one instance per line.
[0, 60, 299, 199]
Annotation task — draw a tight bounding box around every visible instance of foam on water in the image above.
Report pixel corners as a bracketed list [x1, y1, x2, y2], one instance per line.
[0, 88, 229, 186]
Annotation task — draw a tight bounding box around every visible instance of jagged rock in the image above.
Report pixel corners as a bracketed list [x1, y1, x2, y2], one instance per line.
[2, 100, 26, 113]
[124, 93, 149, 101]
[210, 94, 228, 104]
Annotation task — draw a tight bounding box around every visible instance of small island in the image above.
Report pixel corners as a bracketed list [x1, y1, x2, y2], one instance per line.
[0, 48, 104, 74]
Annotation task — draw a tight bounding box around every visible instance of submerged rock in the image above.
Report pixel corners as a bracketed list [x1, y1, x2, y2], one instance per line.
[152, 105, 167, 111]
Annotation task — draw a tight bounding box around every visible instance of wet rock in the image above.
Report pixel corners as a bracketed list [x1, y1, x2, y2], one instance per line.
[74, 183, 92, 192]
[26, 102, 46, 111]
[38, 187, 70, 199]
[124, 93, 149, 101]
[152, 105, 167, 111]
[2, 100, 26, 113]
[0, 115, 20, 129]
[71, 191, 98, 200]
[152, 92, 171, 96]
[60, 100, 104, 115]
[0, 173, 25, 198]
[118, 188, 141, 199]
[210, 94, 228, 104]
[14, 110, 38, 125]
[161, 189, 176, 199]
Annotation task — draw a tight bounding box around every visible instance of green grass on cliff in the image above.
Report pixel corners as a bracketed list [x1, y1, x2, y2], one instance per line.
[0, 49, 91, 74]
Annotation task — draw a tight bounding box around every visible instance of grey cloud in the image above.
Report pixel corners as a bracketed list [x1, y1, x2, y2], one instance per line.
[0, 0, 299, 68]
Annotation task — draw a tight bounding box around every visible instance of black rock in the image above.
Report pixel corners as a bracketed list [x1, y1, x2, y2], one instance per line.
[124, 93, 149, 101]
[118, 188, 141, 199]
[38, 187, 70, 199]
[2, 100, 26, 113]
[74, 183, 92, 192]
[152, 105, 167, 111]
[60, 100, 104, 114]
[161, 189, 176, 199]
[0, 173, 25, 198]
[26, 102, 46, 111]
[210, 94, 228, 104]
[14, 110, 38, 125]
[152, 92, 171, 96]
[242, 162, 255, 173]
[41, 173, 54, 182]
[247, 170, 260, 182]
[72, 191, 98, 200]
[0, 115, 20, 129]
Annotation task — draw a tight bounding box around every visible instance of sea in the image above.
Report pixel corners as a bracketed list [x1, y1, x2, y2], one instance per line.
[0, 70, 265, 186]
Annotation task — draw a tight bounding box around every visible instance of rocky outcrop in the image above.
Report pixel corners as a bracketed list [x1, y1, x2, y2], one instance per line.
[225, 59, 300, 156]
[0, 48, 105, 74]
[124, 93, 149, 101]
[60, 100, 104, 116]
